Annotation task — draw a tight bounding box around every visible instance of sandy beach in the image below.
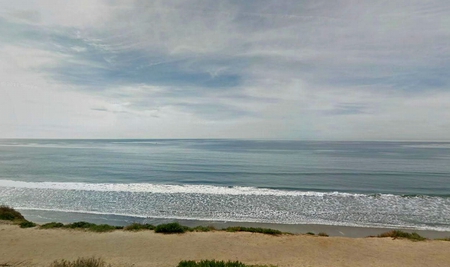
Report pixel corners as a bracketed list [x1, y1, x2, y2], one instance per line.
[1, 223, 449, 267]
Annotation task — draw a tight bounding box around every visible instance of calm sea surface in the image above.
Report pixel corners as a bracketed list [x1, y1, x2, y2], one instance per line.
[0, 139, 449, 230]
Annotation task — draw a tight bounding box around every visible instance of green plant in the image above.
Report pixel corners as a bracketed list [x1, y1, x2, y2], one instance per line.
[154, 222, 188, 234]
[0, 205, 25, 221]
[64, 222, 116, 232]
[124, 223, 155, 231]
[318, 232, 329, 237]
[19, 221, 36, 228]
[41, 222, 65, 229]
[225, 227, 282, 235]
[49, 257, 110, 267]
[189, 225, 216, 232]
[377, 230, 426, 241]
[65, 221, 95, 229]
[306, 232, 315, 235]
[89, 224, 116, 233]
[178, 260, 275, 267]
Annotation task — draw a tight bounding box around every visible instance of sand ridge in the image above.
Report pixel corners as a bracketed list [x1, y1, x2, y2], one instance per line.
[1, 224, 449, 267]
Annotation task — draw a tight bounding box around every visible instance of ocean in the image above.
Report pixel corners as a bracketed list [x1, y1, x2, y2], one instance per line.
[0, 139, 449, 231]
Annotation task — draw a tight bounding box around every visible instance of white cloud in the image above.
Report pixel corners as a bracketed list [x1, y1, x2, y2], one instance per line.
[1, 0, 450, 140]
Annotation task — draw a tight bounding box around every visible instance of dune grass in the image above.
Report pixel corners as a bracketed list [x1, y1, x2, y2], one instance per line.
[49, 257, 110, 267]
[224, 226, 282, 235]
[0, 205, 25, 221]
[154, 222, 189, 234]
[377, 230, 426, 241]
[19, 221, 37, 228]
[124, 223, 155, 231]
[41, 222, 65, 229]
[47, 258, 275, 267]
[318, 232, 329, 237]
[306, 232, 315, 235]
[189, 225, 216, 232]
[178, 260, 275, 267]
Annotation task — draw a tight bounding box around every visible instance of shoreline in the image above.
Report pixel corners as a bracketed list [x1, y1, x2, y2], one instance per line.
[19, 209, 450, 239]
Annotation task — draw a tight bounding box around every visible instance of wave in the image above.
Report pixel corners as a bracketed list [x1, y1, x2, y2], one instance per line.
[0, 179, 447, 199]
[0, 179, 380, 197]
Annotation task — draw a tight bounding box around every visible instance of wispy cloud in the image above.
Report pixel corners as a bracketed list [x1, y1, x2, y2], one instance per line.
[1, 0, 450, 140]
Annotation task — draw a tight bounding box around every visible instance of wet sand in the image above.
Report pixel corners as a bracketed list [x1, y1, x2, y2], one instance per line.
[1, 224, 449, 267]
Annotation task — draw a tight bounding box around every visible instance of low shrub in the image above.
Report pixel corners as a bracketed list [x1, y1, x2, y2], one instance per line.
[124, 223, 155, 231]
[189, 225, 216, 232]
[154, 222, 188, 234]
[0, 205, 25, 221]
[65, 221, 95, 229]
[377, 230, 426, 241]
[19, 221, 37, 228]
[64, 222, 116, 232]
[318, 232, 329, 237]
[178, 260, 275, 267]
[306, 232, 315, 235]
[89, 224, 116, 232]
[225, 227, 282, 235]
[41, 222, 65, 229]
[49, 257, 110, 267]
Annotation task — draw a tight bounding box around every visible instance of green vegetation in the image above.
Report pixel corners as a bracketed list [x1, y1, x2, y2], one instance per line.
[306, 232, 315, 235]
[224, 227, 282, 235]
[65, 222, 117, 232]
[124, 223, 155, 231]
[41, 222, 65, 229]
[178, 260, 275, 267]
[49, 257, 110, 267]
[435, 237, 450, 241]
[46, 258, 275, 267]
[155, 222, 188, 234]
[19, 221, 37, 228]
[189, 225, 216, 232]
[377, 230, 426, 241]
[318, 232, 329, 237]
[0, 205, 25, 221]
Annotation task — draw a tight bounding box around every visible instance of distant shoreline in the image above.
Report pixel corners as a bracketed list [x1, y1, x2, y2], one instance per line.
[19, 209, 450, 239]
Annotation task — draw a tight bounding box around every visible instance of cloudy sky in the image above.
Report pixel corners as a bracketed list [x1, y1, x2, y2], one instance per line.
[1, 0, 449, 140]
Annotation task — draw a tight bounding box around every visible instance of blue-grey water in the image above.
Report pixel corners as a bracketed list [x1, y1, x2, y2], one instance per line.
[0, 139, 449, 231]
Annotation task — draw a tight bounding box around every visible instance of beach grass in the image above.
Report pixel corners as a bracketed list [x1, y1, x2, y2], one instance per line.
[224, 226, 282, 235]
[189, 225, 216, 232]
[154, 222, 189, 234]
[49, 257, 110, 267]
[306, 232, 315, 235]
[19, 221, 37, 228]
[124, 223, 155, 231]
[377, 230, 426, 241]
[46, 258, 275, 267]
[178, 260, 275, 267]
[41, 222, 65, 229]
[0, 205, 25, 221]
[64, 222, 118, 232]
[318, 232, 329, 237]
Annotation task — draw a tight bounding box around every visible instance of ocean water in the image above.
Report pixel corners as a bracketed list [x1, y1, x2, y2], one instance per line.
[0, 139, 449, 231]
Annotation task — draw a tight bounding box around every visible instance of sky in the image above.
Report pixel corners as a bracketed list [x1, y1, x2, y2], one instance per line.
[1, 0, 449, 140]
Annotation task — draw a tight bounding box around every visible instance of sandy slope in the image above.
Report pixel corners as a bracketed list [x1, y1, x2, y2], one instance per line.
[0, 224, 449, 267]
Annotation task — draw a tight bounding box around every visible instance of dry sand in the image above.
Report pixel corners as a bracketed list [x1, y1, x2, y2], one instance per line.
[1, 224, 449, 267]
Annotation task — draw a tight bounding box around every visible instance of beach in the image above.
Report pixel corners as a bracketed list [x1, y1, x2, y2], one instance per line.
[1, 223, 449, 267]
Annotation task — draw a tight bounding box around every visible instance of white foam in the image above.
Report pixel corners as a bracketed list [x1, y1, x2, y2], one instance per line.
[0, 179, 364, 197]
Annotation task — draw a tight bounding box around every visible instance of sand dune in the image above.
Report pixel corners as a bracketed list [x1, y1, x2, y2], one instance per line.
[1, 224, 449, 267]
